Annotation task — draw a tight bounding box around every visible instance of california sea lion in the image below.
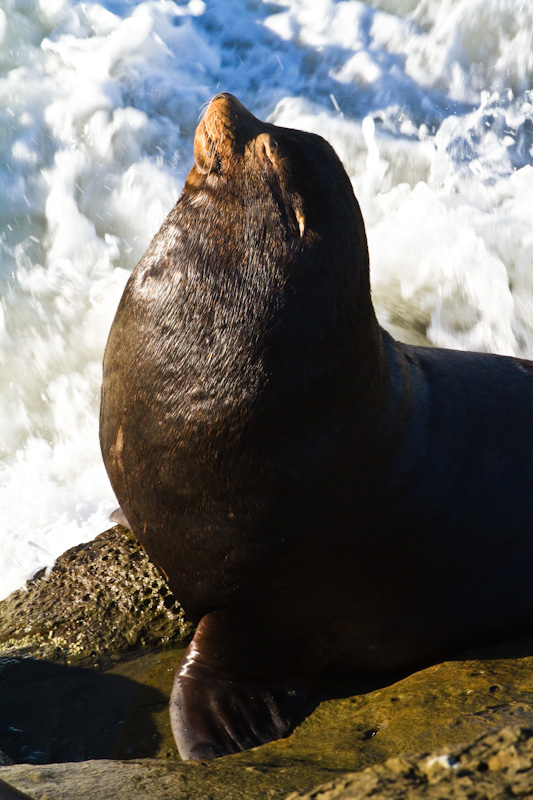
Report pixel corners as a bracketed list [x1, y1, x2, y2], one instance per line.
[100, 93, 533, 761]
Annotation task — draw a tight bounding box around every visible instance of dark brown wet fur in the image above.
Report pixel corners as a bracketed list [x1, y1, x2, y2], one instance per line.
[100, 94, 533, 761]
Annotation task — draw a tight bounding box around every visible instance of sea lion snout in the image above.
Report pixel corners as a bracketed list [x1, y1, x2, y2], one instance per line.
[194, 92, 269, 172]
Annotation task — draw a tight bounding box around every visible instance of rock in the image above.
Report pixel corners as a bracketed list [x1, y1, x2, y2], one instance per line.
[2, 527, 533, 798]
[2, 726, 533, 799]
[0, 646, 188, 764]
[0, 777, 35, 799]
[0, 527, 193, 663]
[285, 725, 533, 799]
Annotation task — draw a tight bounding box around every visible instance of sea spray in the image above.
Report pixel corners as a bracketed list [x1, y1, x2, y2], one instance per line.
[1, 0, 532, 598]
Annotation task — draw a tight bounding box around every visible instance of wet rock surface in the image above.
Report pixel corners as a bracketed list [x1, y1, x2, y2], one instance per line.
[1, 527, 533, 798]
[287, 725, 533, 799]
[0, 647, 184, 764]
[2, 722, 533, 800]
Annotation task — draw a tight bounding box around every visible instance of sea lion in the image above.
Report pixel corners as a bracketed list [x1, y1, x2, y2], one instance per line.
[100, 93, 533, 761]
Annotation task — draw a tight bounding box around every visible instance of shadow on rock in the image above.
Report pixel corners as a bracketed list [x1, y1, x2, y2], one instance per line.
[316, 632, 533, 702]
[0, 656, 167, 764]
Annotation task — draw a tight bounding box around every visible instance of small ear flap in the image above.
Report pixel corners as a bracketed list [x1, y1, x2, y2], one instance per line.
[257, 133, 307, 238]
[292, 194, 306, 237]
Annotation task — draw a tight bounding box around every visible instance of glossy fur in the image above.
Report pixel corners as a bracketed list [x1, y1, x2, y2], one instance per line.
[100, 94, 533, 760]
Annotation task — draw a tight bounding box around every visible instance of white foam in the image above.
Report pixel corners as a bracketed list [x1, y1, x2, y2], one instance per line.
[2, 0, 533, 598]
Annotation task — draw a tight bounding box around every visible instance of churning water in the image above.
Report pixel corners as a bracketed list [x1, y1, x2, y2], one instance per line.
[1, 0, 532, 597]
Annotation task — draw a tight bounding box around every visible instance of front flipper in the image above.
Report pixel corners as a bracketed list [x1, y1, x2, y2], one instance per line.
[170, 655, 306, 760]
[170, 613, 309, 760]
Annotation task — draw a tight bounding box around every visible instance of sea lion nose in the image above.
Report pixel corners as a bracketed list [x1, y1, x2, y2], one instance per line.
[194, 94, 265, 170]
[211, 92, 237, 104]
[209, 93, 249, 122]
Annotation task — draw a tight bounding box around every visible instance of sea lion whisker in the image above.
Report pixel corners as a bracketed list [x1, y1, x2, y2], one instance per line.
[198, 100, 211, 121]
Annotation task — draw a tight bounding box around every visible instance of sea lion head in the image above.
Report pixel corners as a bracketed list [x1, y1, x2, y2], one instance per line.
[181, 93, 369, 295]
